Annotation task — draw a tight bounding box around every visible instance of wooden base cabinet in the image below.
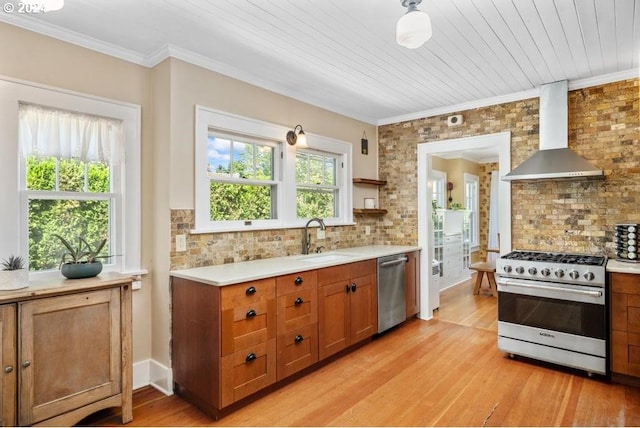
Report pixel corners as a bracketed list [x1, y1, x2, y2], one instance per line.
[610, 272, 640, 379]
[172, 276, 279, 418]
[0, 305, 16, 426]
[0, 277, 132, 427]
[405, 251, 420, 318]
[318, 260, 377, 360]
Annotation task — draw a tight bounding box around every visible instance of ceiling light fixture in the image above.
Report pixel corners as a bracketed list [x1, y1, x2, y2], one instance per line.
[286, 124, 307, 147]
[21, 0, 64, 11]
[396, 0, 432, 49]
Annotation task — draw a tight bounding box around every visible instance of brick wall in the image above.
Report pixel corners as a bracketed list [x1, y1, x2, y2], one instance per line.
[169, 210, 379, 270]
[378, 78, 639, 257]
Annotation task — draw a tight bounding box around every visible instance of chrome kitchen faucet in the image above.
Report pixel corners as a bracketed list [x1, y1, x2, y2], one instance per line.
[302, 218, 326, 254]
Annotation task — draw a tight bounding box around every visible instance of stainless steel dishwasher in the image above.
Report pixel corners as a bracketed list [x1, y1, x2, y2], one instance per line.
[377, 254, 408, 333]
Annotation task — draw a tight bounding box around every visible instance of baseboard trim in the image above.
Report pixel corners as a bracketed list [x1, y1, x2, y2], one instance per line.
[132, 359, 173, 396]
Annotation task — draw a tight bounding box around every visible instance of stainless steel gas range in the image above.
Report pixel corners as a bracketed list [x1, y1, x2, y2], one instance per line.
[496, 250, 607, 375]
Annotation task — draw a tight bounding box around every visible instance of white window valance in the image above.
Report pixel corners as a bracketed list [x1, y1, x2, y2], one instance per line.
[19, 103, 124, 164]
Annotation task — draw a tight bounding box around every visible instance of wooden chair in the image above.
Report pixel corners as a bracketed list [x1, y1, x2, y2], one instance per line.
[469, 235, 500, 297]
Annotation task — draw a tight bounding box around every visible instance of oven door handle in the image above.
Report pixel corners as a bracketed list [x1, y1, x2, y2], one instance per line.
[498, 279, 603, 298]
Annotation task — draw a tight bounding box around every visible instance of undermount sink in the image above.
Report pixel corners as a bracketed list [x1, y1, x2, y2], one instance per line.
[298, 253, 356, 263]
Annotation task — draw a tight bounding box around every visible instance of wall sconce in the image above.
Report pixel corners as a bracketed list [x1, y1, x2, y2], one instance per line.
[286, 124, 307, 147]
[447, 181, 453, 203]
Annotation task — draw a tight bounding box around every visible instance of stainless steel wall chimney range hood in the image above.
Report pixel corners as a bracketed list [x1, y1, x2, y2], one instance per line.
[502, 80, 604, 182]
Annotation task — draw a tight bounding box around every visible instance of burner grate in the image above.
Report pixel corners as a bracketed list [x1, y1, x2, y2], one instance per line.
[502, 250, 606, 266]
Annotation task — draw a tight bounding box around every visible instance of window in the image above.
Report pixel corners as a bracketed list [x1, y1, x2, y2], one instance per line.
[207, 132, 279, 224]
[464, 173, 479, 248]
[296, 150, 338, 219]
[431, 170, 446, 209]
[0, 78, 142, 277]
[195, 106, 352, 233]
[25, 156, 115, 270]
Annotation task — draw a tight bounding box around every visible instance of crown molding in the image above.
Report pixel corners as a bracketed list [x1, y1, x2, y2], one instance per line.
[377, 69, 640, 126]
[0, 13, 146, 65]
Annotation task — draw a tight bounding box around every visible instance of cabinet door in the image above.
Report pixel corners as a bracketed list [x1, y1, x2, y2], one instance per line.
[220, 339, 276, 407]
[318, 281, 350, 360]
[405, 252, 419, 318]
[19, 288, 121, 426]
[0, 304, 16, 427]
[349, 273, 377, 344]
[276, 324, 318, 380]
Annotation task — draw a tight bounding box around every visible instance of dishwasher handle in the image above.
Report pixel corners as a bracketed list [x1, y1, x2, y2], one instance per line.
[379, 256, 408, 267]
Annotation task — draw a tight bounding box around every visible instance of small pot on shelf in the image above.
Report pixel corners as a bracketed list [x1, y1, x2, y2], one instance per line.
[61, 261, 103, 279]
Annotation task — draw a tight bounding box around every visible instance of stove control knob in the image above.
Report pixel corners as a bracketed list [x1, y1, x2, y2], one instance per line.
[584, 271, 595, 281]
[541, 268, 551, 277]
[515, 266, 525, 274]
[528, 267, 537, 275]
[555, 269, 565, 278]
[569, 270, 580, 280]
[503, 265, 512, 273]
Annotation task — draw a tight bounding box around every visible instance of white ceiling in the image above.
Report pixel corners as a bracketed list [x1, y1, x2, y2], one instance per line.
[2, 0, 639, 125]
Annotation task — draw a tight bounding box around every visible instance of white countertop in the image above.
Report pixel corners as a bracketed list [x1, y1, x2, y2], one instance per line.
[170, 245, 421, 286]
[607, 259, 640, 274]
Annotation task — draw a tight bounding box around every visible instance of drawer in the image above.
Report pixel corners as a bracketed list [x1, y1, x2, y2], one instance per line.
[444, 258, 462, 267]
[350, 259, 376, 278]
[444, 250, 462, 259]
[611, 273, 640, 295]
[221, 299, 276, 356]
[444, 234, 462, 244]
[221, 278, 275, 310]
[276, 270, 318, 296]
[277, 288, 318, 334]
[318, 264, 350, 285]
[220, 339, 276, 407]
[276, 324, 318, 381]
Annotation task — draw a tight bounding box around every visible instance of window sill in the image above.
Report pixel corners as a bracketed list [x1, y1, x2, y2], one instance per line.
[190, 221, 356, 235]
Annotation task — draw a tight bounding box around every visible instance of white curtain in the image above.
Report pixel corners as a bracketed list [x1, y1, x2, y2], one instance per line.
[487, 171, 500, 261]
[19, 103, 124, 164]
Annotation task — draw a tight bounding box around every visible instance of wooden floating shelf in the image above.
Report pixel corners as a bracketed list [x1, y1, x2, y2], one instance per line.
[352, 178, 387, 186]
[353, 209, 388, 215]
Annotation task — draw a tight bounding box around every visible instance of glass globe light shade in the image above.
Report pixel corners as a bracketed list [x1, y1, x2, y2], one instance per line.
[396, 9, 432, 49]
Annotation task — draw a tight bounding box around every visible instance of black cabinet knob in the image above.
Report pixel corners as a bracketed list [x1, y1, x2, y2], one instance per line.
[245, 286, 256, 295]
[351, 283, 357, 292]
[294, 276, 303, 285]
[246, 309, 257, 318]
[245, 353, 257, 363]
[345, 284, 350, 293]
[294, 297, 304, 306]
[294, 335, 304, 343]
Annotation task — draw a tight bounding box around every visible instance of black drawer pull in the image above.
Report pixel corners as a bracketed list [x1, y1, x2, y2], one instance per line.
[351, 283, 357, 292]
[245, 286, 256, 295]
[246, 309, 257, 318]
[245, 353, 257, 363]
[345, 284, 350, 294]
[294, 276, 303, 285]
[294, 334, 304, 343]
[294, 297, 304, 306]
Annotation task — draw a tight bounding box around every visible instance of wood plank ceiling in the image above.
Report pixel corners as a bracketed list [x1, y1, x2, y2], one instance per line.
[2, 0, 638, 124]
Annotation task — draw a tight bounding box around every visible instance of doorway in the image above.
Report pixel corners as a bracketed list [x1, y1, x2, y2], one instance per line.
[416, 132, 512, 320]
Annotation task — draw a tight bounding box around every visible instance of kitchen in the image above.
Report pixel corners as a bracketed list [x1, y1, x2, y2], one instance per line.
[0, 0, 639, 426]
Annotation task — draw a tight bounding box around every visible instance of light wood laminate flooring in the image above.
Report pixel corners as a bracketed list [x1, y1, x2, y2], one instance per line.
[82, 276, 640, 427]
